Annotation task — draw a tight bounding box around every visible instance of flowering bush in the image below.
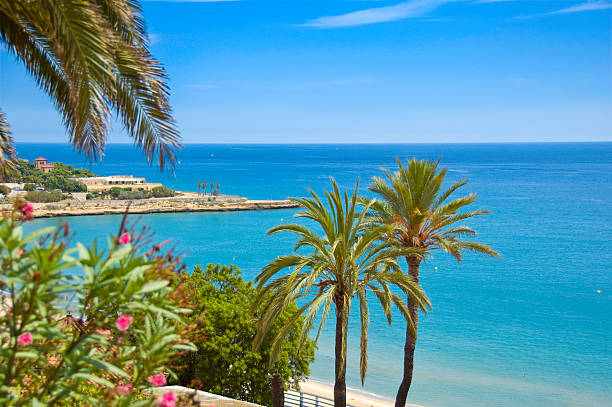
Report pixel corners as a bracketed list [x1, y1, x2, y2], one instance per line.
[0, 201, 195, 406]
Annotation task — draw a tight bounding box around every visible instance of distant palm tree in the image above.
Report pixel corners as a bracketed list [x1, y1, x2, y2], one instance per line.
[198, 181, 202, 196]
[216, 182, 219, 193]
[366, 158, 499, 407]
[253, 180, 430, 407]
[209, 181, 213, 194]
[0, 0, 180, 170]
[203, 182, 207, 195]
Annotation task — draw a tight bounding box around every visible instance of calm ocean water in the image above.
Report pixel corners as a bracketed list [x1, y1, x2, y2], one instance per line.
[17, 143, 612, 407]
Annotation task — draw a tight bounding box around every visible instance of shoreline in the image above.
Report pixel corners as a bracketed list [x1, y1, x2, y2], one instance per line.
[5, 196, 299, 218]
[299, 379, 424, 407]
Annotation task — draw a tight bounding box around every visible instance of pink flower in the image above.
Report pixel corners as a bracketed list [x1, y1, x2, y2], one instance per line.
[115, 384, 133, 396]
[115, 314, 133, 331]
[148, 373, 166, 386]
[21, 204, 34, 220]
[157, 391, 176, 407]
[18, 332, 33, 346]
[119, 232, 131, 245]
[17, 249, 24, 256]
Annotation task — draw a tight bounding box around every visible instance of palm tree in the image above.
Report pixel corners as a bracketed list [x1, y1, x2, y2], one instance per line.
[203, 182, 207, 196]
[366, 158, 499, 407]
[216, 182, 219, 193]
[253, 180, 431, 407]
[0, 111, 15, 175]
[198, 181, 202, 196]
[0, 0, 180, 170]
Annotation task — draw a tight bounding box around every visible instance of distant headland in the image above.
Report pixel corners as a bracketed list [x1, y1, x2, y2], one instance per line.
[0, 157, 298, 217]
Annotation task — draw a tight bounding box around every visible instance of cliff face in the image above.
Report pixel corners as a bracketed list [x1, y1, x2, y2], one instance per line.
[5, 199, 298, 218]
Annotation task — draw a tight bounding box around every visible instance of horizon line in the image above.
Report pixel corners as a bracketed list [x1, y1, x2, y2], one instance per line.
[13, 140, 612, 145]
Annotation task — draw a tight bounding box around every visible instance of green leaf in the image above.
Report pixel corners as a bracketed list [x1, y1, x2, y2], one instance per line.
[136, 280, 169, 294]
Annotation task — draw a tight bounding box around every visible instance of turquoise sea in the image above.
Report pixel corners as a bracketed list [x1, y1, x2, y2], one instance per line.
[17, 143, 612, 407]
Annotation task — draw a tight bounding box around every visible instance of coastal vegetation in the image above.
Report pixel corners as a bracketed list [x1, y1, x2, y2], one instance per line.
[173, 264, 315, 406]
[253, 180, 430, 407]
[86, 186, 176, 201]
[365, 158, 499, 406]
[0, 201, 195, 405]
[4, 160, 90, 192]
[24, 189, 67, 203]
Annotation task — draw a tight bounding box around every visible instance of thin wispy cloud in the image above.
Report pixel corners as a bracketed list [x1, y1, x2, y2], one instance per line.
[299, 0, 450, 28]
[512, 0, 612, 19]
[551, 0, 612, 14]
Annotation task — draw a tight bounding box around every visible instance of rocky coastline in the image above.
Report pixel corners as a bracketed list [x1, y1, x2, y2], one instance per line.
[4, 197, 299, 218]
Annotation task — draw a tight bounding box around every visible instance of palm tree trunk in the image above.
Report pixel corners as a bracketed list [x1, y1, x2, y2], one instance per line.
[334, 305, 347, 407]
[395, 257, 420, 407]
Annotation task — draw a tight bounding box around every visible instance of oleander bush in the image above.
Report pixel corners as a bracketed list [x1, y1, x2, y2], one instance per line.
[0, 201, 196, 406]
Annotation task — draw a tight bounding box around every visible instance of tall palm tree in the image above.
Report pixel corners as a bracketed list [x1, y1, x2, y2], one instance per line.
[253, 180, 431, 407]
[0, 0, 180, 170]
[203, 182, 207, 195]
[198, 181, 202, 196]
[366, 158, 499, 407]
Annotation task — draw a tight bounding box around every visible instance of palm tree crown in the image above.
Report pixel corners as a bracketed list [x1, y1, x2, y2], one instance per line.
[368, 158, 499, 260]
[253, 179, 430, 407]
[0, 0, 180, 170]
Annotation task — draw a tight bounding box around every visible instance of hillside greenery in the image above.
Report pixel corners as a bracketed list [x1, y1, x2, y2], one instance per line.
[5, 160, 92, 192]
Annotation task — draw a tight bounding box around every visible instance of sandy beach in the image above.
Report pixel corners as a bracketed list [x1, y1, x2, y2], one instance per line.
[299, 380, 423, 407]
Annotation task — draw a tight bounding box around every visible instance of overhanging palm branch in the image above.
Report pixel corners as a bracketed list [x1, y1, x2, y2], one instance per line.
[253, 179, 430, 390]
[0, 0, 180, 170]
[0, 110, 16, 174]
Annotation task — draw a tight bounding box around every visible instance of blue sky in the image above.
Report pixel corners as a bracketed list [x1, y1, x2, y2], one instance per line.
[1, 0, 611, 143]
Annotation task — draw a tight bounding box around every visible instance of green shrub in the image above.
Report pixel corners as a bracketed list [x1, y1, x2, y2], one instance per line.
[151, 186, 175, 198]
[117, 190, 152, 200]
[23, 183, 35, 191]
[0, 185, 10, 196]
[172, 264, 315, 405]
[24, 189, 66, 202]
[0, 201, 195, 405]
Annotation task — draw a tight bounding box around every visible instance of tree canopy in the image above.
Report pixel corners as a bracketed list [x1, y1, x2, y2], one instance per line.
[173, 264, 315, 406]
[4, 160, 92, 192]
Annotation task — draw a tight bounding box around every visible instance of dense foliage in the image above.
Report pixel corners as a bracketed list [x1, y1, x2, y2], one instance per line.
[5, 160, 90, 192]
[24, 189, 67, 203]
[173, 264, 315, 406]
[0, 201, 195, 406]
[86, 186, 175, 201]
